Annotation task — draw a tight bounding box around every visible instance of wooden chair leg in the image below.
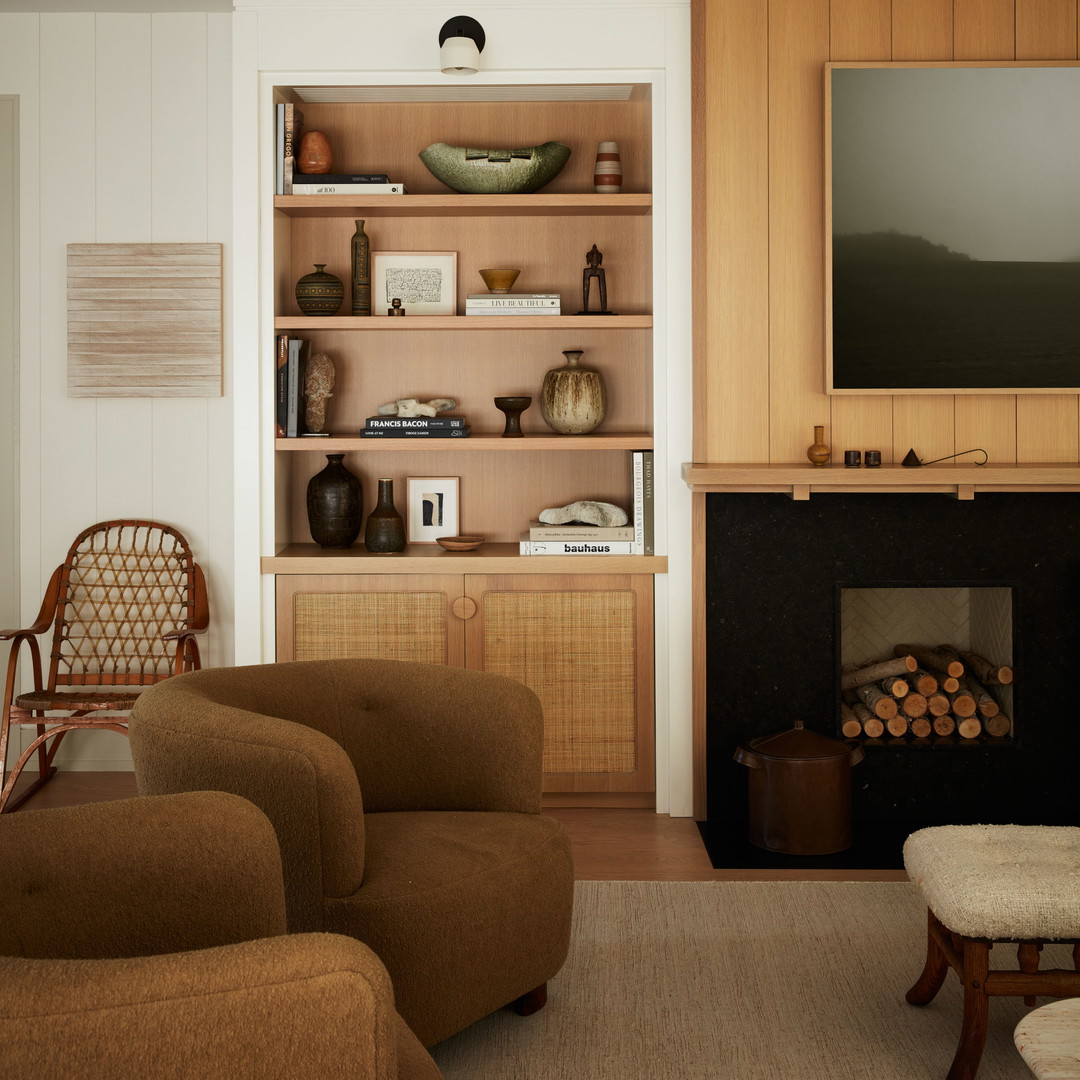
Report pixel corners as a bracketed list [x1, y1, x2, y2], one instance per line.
[907, 908, 950, 1006]
[946, 938, 990, 1080]
[511, 983, 548, 1017]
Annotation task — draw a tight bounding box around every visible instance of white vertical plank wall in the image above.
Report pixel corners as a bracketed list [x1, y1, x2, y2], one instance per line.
[2, 13, 234, 769]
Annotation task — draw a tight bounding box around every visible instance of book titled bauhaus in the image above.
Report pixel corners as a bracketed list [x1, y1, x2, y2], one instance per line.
[519, 536, 637, 555]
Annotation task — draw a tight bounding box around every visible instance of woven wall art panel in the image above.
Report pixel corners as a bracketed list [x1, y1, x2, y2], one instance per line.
[67, 242, 222, 397]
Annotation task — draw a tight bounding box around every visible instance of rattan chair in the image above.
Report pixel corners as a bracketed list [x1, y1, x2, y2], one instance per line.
[0, 519, 208, 812]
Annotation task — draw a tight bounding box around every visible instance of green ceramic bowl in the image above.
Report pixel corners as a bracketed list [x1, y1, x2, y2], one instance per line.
[418, 141, 572, 194]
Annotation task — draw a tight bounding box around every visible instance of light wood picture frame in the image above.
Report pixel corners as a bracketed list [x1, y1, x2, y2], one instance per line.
[825, 62, 1080, 394]
[372, 251, 457, 316]
[406, 476, 459, 543]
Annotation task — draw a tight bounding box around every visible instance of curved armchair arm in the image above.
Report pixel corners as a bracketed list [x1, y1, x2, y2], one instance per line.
[0, 791, 286, 958]
[162, 562, 211, 641]
[130, 677, 366, 932]
[0, 565, 61, 641]
[325, 659, 545, 815]
[0, 933, 443, 1080]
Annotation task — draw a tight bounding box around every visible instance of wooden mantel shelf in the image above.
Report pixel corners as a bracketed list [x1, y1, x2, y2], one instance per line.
[681, 462, 1080, 500]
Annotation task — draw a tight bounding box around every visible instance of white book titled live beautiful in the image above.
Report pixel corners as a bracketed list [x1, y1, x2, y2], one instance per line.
[466, 295, 559, 307]
[290, 182, 406, 195]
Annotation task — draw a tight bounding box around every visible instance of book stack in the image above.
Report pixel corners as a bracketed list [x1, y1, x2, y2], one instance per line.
[275, 102, 406, 196]
[520, 450, 654, 555]
[291, 175, 406, 196]
[360, 415, 471, 439]
[275, 334, 314, 437]
[465, 294, 560, 316]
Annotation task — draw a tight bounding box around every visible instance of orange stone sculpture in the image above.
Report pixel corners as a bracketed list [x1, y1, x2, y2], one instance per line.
[297, 130, 333, 175]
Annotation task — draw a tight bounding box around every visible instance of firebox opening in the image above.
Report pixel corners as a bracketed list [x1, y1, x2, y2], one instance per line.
[838, 583, 1015, 746]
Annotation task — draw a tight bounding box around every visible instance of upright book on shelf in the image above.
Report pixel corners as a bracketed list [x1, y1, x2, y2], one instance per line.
[281, 102, 304, 195]
[285, 337, 309, 437]
[275, 333, 289, 436]
[631, 450, 655, 554]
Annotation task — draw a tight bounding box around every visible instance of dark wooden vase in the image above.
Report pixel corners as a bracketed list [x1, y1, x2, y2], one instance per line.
[364, 477, 405, 553]
[306, 454, 362, 548]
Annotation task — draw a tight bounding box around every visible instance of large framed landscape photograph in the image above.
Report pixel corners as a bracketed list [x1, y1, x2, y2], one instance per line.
[825, 63, 1080, 393]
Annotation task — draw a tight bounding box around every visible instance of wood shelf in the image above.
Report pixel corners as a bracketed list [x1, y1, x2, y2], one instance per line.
[278, 433, 653, 452]
[263, 542, 667, 575]
[274, 314, 652, 331]
[681, 461, 1080, 499]
[274, 192, 652, 217]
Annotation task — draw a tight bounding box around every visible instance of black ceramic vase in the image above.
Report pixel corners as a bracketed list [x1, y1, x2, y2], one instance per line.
[306, 454, 362, 548]
[364, 477, 406, 553]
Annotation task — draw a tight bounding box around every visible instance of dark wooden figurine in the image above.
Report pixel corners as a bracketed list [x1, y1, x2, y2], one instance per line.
[577, 244, 613, 315]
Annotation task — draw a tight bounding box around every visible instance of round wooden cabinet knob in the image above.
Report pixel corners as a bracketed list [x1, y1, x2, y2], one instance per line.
[451, 597, 477, 620]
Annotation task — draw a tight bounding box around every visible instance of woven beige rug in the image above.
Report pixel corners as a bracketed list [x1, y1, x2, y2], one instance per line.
[432, 880, 1069, 1079]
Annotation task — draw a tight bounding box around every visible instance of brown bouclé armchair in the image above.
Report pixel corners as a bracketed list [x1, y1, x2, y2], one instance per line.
[128, 658, 575, 1048]
[0, 790, 443, 1080]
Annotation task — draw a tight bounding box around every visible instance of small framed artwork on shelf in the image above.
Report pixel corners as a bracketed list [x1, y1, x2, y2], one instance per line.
[407, 476, 460, 543]
[372, 251, 457, 316]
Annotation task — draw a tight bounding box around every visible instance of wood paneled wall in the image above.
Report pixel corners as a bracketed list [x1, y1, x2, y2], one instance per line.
[0, 13, 234, 769]
[692, 0, 1080, 465]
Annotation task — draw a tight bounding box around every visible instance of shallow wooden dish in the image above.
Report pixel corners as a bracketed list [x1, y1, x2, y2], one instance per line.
[436, 535, 486, 551]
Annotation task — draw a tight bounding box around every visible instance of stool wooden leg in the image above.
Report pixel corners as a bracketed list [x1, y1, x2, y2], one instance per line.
[1018, 942, 1043, 1006]
[907, 908, 949, 1006]
[947, 938, 990, 1080]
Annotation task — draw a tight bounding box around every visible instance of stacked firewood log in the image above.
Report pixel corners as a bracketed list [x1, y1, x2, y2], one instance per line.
[840, 644, 1013, 741]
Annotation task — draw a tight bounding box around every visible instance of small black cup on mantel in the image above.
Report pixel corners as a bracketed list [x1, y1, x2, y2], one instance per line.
[864, 450, 882, 467]
[844, 450, 861, 467]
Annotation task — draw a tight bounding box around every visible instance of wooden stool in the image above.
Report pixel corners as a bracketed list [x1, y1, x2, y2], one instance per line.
[904, 825, 1080, 1080]
[1015, 998, 1080, 1078]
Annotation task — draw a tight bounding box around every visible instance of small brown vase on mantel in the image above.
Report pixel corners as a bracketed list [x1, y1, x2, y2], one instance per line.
[806, 425, 830, 466]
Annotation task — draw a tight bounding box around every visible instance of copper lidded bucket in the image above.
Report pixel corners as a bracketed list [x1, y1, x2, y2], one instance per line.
[734, 721, 865, 855]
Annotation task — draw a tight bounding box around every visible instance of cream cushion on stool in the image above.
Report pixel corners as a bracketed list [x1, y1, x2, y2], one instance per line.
[1014, 998, 1080, 1079]
[904, 825, 1080, 940]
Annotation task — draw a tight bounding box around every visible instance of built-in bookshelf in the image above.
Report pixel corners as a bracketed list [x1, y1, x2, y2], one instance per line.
[265, 83, 664, 802]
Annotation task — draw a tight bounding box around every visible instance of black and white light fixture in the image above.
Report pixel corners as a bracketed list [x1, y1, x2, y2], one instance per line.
[439, 15, 485, 76]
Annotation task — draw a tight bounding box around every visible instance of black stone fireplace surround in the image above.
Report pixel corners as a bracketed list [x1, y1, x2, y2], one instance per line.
[698, 492, 1080, 869]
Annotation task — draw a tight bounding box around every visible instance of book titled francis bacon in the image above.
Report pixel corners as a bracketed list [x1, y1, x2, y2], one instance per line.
[360, 426, 471, 438]
[364, 415, 467, 429]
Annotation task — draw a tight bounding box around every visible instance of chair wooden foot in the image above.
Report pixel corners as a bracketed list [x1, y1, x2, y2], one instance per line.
[511, 983, 548, 1016]
[907, 908, 949, 1006]
[0, 765, 57, 813]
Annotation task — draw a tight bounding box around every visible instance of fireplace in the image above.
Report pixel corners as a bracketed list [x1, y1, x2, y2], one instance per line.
[698, 492, 1080, 868]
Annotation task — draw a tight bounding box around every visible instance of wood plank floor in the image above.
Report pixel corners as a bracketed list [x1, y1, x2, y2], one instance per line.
[9, 771, 906, 882]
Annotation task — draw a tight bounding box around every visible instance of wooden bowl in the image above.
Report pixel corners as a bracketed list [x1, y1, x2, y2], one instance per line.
[436, 535, 485, 551]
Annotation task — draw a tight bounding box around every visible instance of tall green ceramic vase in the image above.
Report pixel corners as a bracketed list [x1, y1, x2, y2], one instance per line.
[351, 219, 370, 316]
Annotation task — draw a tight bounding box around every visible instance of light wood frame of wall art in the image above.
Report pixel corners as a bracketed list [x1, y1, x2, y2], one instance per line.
[406, 476, 460, 544]
[371, 250, 457, 317]
[824, 62, 1080, 396]
[67, 242, 223, 397]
